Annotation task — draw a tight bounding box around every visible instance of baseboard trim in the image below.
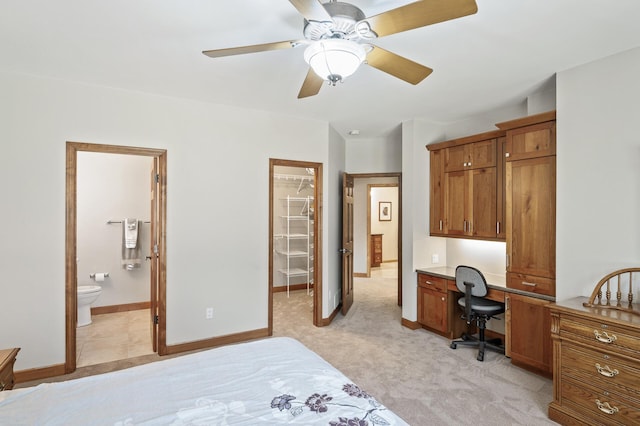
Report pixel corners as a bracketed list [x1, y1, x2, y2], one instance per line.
[353, 273, 367, 278]
[321, 304, 342, 326]
[15, 363, 66, 384]
[163, 328, 270, 355]
[273, 283, 314, 293]
[91, 301, 151, 315]
[401, 317, 421, 330]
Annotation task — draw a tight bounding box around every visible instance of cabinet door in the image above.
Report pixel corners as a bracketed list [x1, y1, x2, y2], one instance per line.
[506, 293, 552, 375]
[444, 144, 469, 172]
[469, 138, 496, 169]
[505, 121, 555, 161]
[506, 156, 556, 280]
[496, 136, 507, 240]
[429, 149, 446, 235]
[470, 167, 497, 239]
[418, 286, 447, 333]
[444, 170, 468, 236]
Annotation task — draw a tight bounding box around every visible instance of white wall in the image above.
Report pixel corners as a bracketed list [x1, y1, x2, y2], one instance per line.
[0, 71, 332, 370]
[77, 153, 152, 307]
[345, 127, 402, 173]
[556, 47, 640, 301]
[371, 186, 398, 262]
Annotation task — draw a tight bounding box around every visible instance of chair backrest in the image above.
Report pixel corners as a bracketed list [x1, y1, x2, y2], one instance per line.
[455, 265, 489, 297]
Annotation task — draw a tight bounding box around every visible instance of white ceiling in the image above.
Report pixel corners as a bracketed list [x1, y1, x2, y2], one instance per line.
[2, 0, 639, 139]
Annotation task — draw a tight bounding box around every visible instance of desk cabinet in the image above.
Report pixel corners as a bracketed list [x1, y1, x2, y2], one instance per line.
[0, 348, 20, 391]
[417, 273, 469, 339]
[506, 293, 552, 376]
[548, 298, 640, 425]
[417, 273, 448, 333]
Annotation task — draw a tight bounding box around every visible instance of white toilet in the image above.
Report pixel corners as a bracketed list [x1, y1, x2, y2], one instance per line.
[77, 285, 102, 327]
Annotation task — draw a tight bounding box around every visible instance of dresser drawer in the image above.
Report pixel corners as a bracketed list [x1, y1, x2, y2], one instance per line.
[562, 344, 640, 397]
[560, 377, 640, 426]
[559, 317, 640, 356]
[417, 274, 446, 292]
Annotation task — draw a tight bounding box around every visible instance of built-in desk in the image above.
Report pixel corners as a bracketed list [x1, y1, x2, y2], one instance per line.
[416, 266, 554, 376]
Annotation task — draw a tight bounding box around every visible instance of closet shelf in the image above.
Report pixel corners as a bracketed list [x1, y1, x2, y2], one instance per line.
[274, 233, 308, 239]
[278, 268, 309, 277]
[276, 249, 308, 257]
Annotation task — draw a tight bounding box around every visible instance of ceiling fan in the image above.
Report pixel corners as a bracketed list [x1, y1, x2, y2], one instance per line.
[203, 0, 478, 98]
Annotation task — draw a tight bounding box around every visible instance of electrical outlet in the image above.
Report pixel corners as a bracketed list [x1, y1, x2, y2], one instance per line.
[205, 307, 213, 319]
[432, 254, 439, 264]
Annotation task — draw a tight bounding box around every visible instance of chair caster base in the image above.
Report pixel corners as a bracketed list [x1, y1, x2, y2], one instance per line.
[450, 342, 457, 349]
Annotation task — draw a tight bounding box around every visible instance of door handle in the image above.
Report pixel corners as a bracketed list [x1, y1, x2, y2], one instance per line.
[338, 248, 352, 254]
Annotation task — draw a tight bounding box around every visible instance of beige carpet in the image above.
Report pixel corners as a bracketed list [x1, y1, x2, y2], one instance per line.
[273, 267, 555, 426]
[18, 264, 555, 425]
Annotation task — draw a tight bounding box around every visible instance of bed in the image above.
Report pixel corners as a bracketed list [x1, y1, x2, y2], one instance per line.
[0, 337, 407, 425]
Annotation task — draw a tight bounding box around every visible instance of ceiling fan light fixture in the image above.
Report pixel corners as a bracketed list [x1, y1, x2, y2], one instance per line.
[304, 39, 366, 85]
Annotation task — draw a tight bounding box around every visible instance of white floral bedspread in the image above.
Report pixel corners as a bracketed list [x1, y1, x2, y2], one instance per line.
[0, 337, 407, 425]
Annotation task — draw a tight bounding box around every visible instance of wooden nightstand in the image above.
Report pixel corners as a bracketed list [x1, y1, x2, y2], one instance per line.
[0, 348, 20, 391]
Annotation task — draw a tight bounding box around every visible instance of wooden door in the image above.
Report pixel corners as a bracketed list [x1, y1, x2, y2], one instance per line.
[444, 170, 467, 236]
[470, 167, 497, 239]
[149, 159, 159, 352]
[506, 156, 556, 279]
[418, 286, 447, 333]
[429, 150, 445, 235]
[506, 293, 552, 375]
[341, 173, 354, 315]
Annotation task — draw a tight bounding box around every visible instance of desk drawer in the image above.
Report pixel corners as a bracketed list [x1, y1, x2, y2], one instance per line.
[417, 273, 446, 292]
[559, 317, 640, 356]
[560, 377, 640, 426]
[562, 343, 640, 397]
[507, 273, 555, 296]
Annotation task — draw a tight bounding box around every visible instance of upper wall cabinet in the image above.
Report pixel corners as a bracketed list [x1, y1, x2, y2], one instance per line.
[427, 130, 505, 241]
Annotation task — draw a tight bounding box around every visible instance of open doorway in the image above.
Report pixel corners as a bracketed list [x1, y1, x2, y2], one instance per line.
[349, 173, 402, 307]
[268, 159, 323, 333]
[65, 142, 167, 374]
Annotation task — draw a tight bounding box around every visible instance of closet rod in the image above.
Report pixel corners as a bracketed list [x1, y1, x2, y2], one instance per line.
[106, 220, 151, 224]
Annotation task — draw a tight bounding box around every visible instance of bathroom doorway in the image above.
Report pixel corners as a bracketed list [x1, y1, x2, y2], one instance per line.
[65, 142, 167, 373]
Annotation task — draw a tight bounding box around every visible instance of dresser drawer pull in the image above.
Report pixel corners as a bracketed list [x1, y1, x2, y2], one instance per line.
[521, 281, 537, 287]
[594, 330, 617, 344]
[595, 399, 619, 415]
[426, 281, 434, 285]
[595, 363, 619, 378]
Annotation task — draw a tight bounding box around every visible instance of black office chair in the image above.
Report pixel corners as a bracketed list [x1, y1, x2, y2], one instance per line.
[450, 265, 505, 361]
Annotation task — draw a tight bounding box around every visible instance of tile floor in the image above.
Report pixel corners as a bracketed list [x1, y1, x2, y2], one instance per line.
[76, 309, 154, 367]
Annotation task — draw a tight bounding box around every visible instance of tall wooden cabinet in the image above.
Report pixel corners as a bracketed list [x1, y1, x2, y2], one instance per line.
[497, 111, 557, 297]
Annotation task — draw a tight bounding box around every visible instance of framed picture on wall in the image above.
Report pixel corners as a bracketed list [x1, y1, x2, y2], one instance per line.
[379, 201, 392, 221]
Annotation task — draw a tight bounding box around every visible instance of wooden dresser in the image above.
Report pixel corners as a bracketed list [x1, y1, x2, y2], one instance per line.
[548, 298, 640, 425]
[0, 348, 20, 391]
[371, 234, 382, 267]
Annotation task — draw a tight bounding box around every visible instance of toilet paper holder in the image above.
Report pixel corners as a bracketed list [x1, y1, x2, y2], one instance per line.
[89, 272, 110, 279]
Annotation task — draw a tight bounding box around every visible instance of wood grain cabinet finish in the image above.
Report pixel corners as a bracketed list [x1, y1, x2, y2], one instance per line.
[427, 130, 504, 241]
[505, 293, 552, 376]
[500, 112, 557, 297]
[417, 273, 468, 339]
[371, 234, 382, 267]
[429, 149, 446, 236]
[0, 348, 20, 391]
[548, 298, 640, 425]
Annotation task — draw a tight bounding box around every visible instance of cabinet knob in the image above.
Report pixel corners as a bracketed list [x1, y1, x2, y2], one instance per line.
[441, 296, 445, 301]
[505, 152, 510, 158]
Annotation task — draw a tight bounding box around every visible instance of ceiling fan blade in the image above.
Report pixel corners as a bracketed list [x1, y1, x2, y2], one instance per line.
[366, 46, 433, 85]
[203, 40, 303, 58]
[298, 68, 324, 99]
[364, 0, 477, 38]
[288, 0, 333, 23]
